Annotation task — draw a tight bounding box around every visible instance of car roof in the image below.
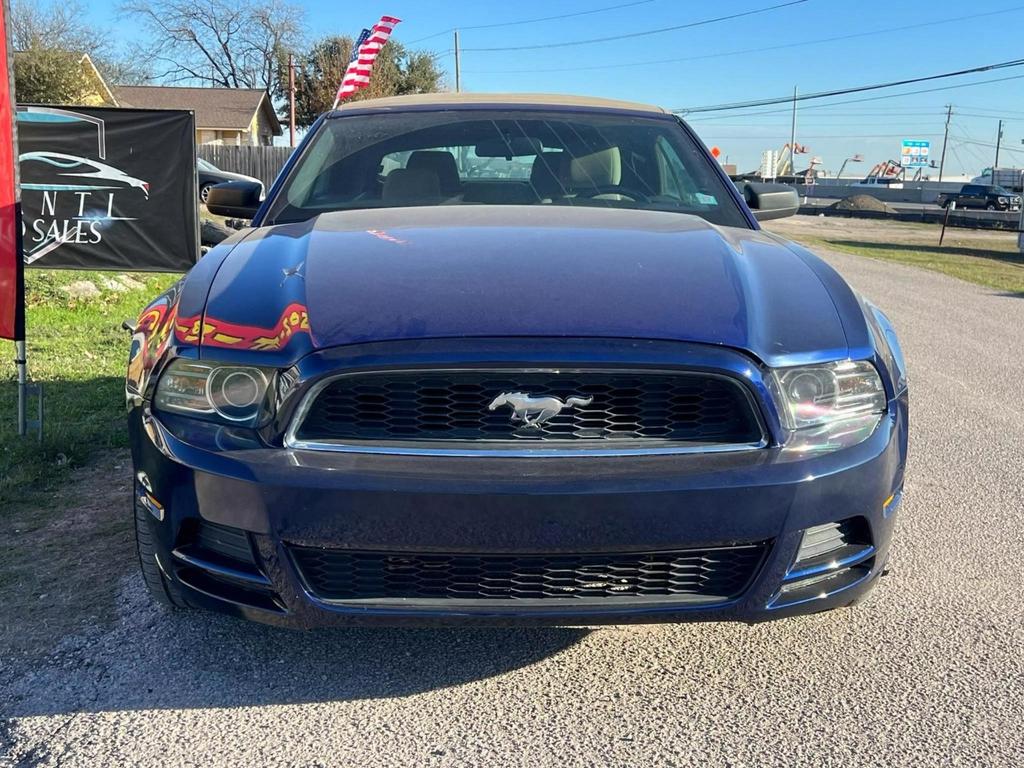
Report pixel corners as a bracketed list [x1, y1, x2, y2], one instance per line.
[333, 92, 670, 116]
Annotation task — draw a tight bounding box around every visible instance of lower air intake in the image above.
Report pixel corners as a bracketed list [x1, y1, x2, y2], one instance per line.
[771, 516, 875, 608]
[289, 544, 769, 604]
[194, 520, 256, 565]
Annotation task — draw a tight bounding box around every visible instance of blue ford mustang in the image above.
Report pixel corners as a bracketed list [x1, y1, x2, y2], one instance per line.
[126, 94, 908, 627]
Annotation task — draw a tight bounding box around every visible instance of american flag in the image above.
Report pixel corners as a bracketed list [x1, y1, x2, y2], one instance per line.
[333, 16, 402, 108]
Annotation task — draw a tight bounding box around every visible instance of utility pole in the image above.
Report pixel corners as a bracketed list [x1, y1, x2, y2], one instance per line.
[288, 53, 296, 147]
[788, 85, 797, 177]
[454, 29, 461, 93]
[938, 104, 952, 182]
[994, 119, 1004, 169]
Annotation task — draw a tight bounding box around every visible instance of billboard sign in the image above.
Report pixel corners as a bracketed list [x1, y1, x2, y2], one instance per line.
[16, 105, 198, 271]
[901, 139, 931, 168]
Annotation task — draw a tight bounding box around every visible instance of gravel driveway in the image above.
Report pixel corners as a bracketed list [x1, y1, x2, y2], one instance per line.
[3, 242, 1023, 767]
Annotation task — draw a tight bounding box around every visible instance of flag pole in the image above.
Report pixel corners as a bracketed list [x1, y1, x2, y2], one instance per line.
[332, 17, 400, 111]
[2, 0, 38, 438]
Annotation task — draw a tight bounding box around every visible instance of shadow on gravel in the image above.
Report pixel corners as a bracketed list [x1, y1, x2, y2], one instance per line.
[2, 579, 590, 717]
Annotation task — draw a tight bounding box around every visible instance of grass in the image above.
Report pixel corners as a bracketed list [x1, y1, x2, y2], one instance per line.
[776, 220, 1024, 295]
[0, 206, 229, 654]
[0, 270, 179, 656]
[0, 269, 179, 508]
[822, 240, 1024, 295]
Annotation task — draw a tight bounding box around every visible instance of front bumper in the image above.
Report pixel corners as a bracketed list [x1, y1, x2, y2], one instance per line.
[130, 389, 908, 627]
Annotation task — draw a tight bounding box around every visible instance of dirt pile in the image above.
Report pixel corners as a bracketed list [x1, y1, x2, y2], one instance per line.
[830, 194, 896, 214]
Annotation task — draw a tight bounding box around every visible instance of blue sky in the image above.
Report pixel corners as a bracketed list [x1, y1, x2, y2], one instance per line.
[89, 0, 1024, 176]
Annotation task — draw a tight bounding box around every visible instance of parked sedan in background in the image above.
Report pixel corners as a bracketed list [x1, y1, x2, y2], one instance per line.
[128, 93, 908, 629]
[196, 157, 261, 204]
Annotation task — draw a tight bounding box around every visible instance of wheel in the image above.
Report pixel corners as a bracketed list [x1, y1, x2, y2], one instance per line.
[134, 479, 189, 609]
[986, 202, 997, 210]
[199, 183, 214, 204]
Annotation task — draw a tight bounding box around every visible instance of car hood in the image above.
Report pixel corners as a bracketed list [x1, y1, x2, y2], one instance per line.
[198, 206, 849, 367]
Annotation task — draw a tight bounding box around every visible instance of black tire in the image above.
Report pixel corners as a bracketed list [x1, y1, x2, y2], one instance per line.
[199, 183, 214, 204]
[134, 480, 189, 609]
[986, 202, 997, 211]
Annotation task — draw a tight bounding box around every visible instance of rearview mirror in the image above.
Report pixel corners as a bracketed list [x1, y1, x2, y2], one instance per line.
[475, 136, 543, 158]
[205, 180, 264, 219]
[735, 181, 800, 221]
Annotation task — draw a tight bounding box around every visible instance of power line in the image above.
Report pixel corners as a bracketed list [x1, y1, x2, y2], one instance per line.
[688, 101, 948, 122]
[682, 71, 1024, 121]
[676, 57, 1024, 114]
[948, 141, 970, 174]
[460, 0, 808, 52]
[469, 5, 1024, 74]
[956, 112, 1024, 121]
[697, 121, 946, 128]
[694, 132, 944, 140]
[956, 136, 1024, 155]
[953, 104, 1024, 116]
[405, 0, 657, 44]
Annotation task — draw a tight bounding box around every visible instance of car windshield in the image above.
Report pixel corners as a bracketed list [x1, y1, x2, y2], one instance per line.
[264, 109, 749, 228]
[197, 158, 216, 172]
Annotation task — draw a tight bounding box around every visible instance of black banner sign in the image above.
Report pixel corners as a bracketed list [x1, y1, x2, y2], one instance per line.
[15, 105, 198, 271]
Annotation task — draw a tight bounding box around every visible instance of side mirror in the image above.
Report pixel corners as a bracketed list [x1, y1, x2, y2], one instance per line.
[735, 181, 800, 221]
[205, 180, 264, 219]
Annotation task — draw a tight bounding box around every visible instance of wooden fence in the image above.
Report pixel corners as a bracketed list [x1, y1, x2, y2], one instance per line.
[197, 145, 294, 188]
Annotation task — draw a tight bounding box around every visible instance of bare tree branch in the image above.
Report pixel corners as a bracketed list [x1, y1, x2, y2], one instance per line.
[121, 0, 304, 91]
[12, 0, 151, 85]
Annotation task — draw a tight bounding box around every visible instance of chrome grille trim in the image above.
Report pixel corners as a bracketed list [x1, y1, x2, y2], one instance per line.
[283, 367, 769, 457]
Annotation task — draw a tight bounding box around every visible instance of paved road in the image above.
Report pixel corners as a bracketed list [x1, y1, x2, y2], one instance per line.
[3, 244, 1024, 767]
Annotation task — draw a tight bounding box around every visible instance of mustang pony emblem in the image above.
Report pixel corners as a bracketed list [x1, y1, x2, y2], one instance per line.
[488, 392, 594, 428]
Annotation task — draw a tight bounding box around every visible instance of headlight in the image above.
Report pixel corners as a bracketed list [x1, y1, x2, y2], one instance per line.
[999, 196, 1008, 203]
[154, 359, 275, 426]
[768, 360, 887, 448]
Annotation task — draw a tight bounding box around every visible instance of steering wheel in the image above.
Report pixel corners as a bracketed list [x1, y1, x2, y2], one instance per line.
[574, 185, 651, 203]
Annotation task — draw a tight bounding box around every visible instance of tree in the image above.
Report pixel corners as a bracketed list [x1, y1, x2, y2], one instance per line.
[14, 49, 96, 105]
[121, 0, 304, 91]
[285, 36, 445, 128]
[11, 0, 150, 89]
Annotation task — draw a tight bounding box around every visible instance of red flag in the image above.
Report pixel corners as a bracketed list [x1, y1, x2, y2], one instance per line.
[0, 0, 23, 341]
[333, 16, 401, 108]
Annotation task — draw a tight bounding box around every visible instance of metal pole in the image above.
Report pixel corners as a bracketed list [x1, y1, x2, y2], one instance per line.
[1017, 170, 1024, 255]
[4, 0, 32, 438]
[994, 119, 1003, 169]
[788, 85, 797, 177]
[454, 29, 461, 93]
[15, 339, 25, 435]
[938, 104, 952, 182]
[288, 53, 296, 147]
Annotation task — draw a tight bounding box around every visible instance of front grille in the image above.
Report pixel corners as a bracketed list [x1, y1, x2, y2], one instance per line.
[292, 370, 762, 447]
[289, 544, 768, 603]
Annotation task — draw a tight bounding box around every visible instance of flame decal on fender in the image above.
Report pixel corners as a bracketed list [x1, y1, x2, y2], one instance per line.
[175, 302, 311, 351]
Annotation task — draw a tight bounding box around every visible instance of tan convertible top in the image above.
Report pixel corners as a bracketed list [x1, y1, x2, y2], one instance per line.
[335, 92, 668, 114]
